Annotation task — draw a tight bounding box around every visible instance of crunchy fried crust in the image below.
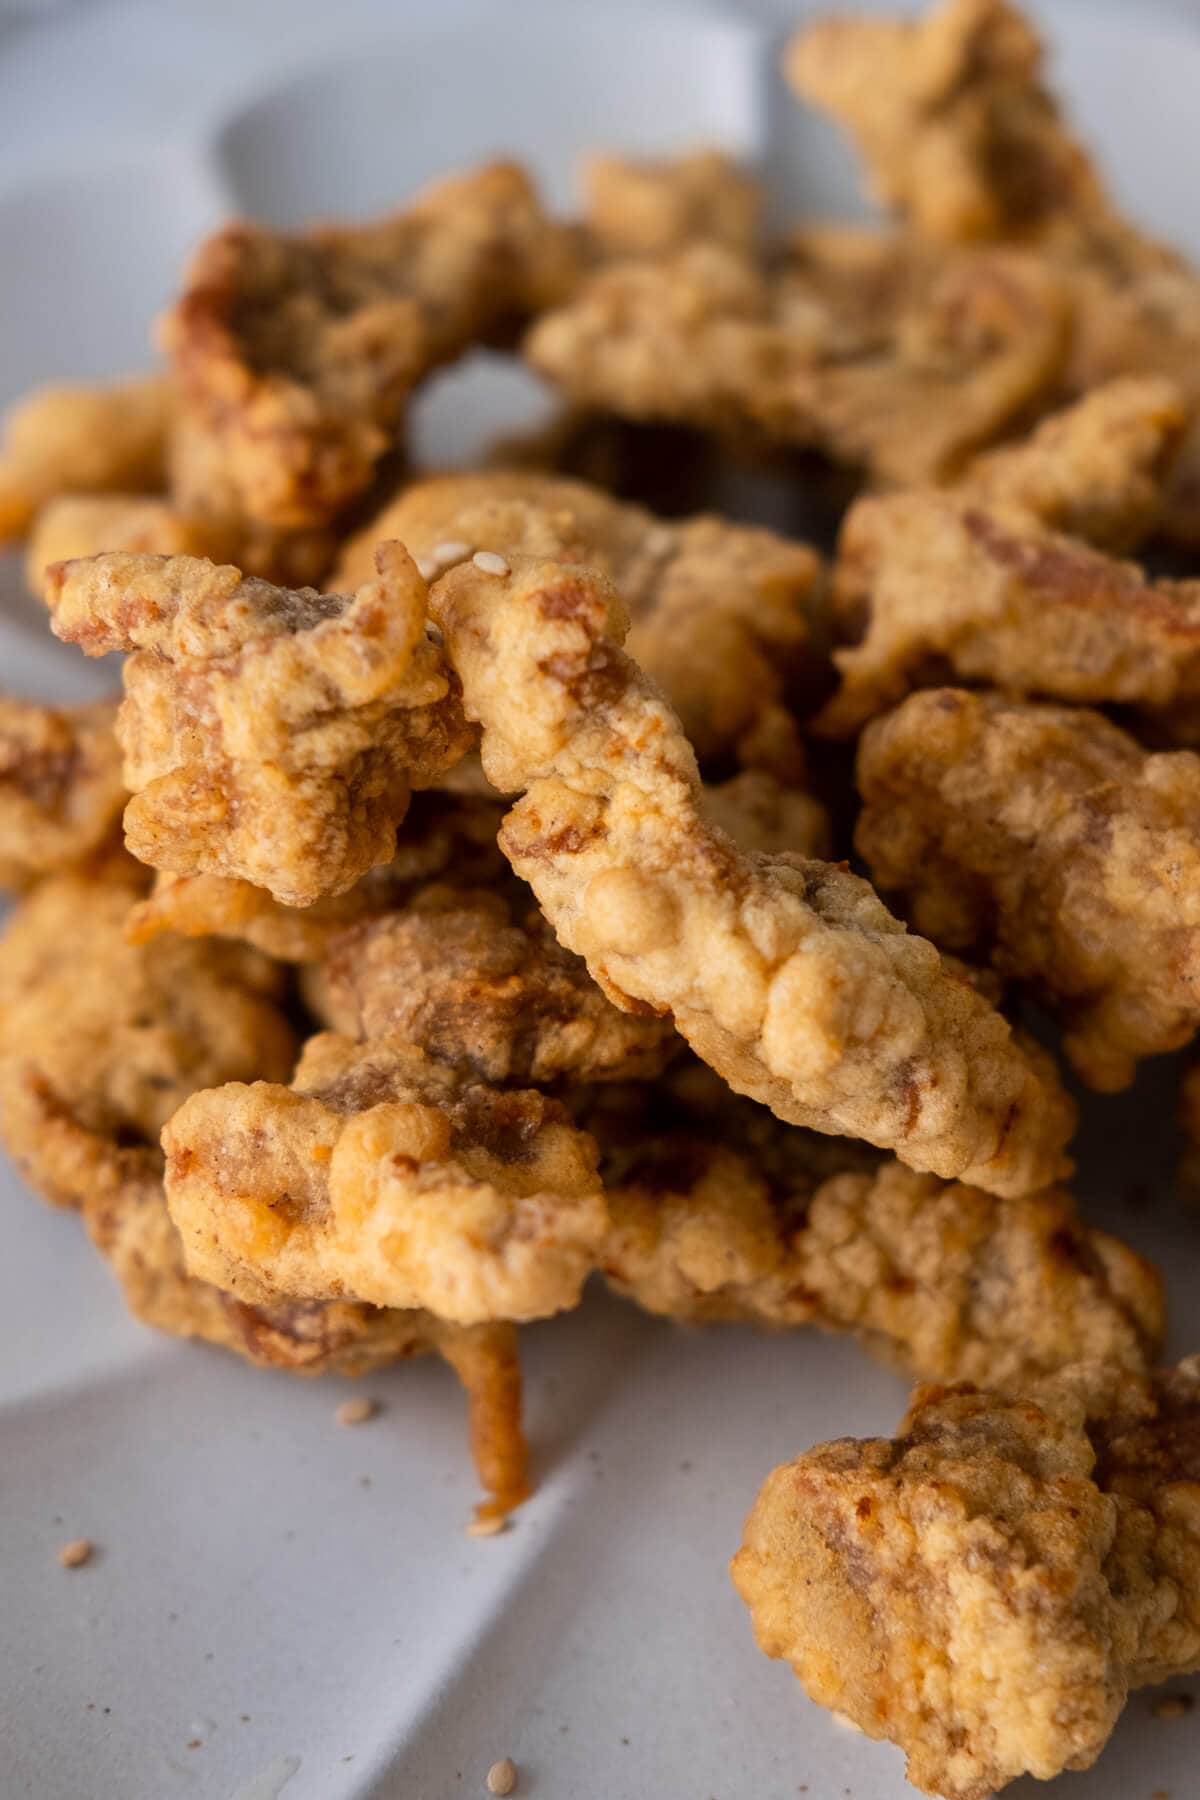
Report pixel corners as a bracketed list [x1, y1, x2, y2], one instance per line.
[332, 469, 826, 780]
[591, 1063, 1161, 1385]
[160, 162, 577, 529]
[858, 689, 1200, 1089]
[430, 553, 1074, 1196]
[25, 494, 221, 599]
[582, 149, 761, 257]
[0, 373, 172, 544]
[818, 380, 1195, 737]
[0, 861, 295, 1212]
[0, 697, 126, 888]
[316, 885, 675, 1087]
[702, 771, 830, 861]
[45, 545, 472, 906]
[163, 1032, 608, 1323]
[525, 231, 1068, 485]
[732, 1357, 1200, 1800]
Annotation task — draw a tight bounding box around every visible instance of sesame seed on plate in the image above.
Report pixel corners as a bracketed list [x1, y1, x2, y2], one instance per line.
[336, 1396, 377, 1427]
[57, 1538, 93, 1568]
[485, 1757, 517, 1795]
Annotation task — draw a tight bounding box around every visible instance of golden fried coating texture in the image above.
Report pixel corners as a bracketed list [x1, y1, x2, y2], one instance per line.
[701, 771, 830, 861]
[591, 1063, 1160, 1386]
[582, 149, 761, 257]
[332, 469, 826, 780]
[24, 494, 224, 599]
[161, 162, 577, 529]
[732, 1357, 1200, 1799]
[818, 380, 1196, 737]
[0, 373, 172, 544]
[858, 689, 1200, 1089]
[430, 554, 1074, 1196]
[164, 1031, 607, 1324]
[0, 697, 126, 888]
[0, 862, 295, 1212]
[525, 230, 1068, 485]
[46, 545, 472, 906]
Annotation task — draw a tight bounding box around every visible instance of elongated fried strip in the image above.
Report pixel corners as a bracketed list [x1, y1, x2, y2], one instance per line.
[430, 554, 1073, 1196]
[164, 1032, 607, 1324]
[0, 696, 125, 888]
[582, 149, 761, 257]
[732, 1357, 1200, 1800]
[161, 162, 577, 529]
[0, 373, 172, 544]
[46, 545, 472, 906]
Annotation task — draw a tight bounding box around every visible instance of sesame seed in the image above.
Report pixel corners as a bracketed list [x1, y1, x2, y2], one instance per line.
[466, 1511, 509, 1539]
[472, 551, 509, 577]
[1153, 1692, 1194, 1720]
[433, 539, 472, 566]
[336, 1396, 377, 1427]
[57, 1538, 93, 1568]
[415, 556, 438, 583]
[485, 1758, 517, 1795]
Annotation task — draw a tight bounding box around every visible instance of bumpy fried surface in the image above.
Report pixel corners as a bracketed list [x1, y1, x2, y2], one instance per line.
[819, 381, 1195, 736]
[582, 149, 761, 257]
[591, 1062, 1160, 1385]
[164, 1031, 607, 1323]
[732, 1357, 1200, 1800]
[0, 697, 126, 888]
[332, 470, 826, 780]
[525, 231, 1068, 485]
[126, 787, 506, 961]
[0, 861, 295, 1212]
[161, 162, 577, 529]
[430, 554, 1074, 1196]
[316, 885, 674, 1087]
[25, 494, 223, 599]
[702, 771, 830, 861]
[46, 545, 472, 906]
[858, 689, 1200, 1089]
[0, 373, 172, 544]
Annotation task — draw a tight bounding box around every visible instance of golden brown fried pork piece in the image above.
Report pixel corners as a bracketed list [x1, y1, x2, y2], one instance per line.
[0, 696, 126, 888]
[733, 1357, 1200, 1800]
[332, 469, 826, 781]
[582, 149, 761, 257]
[857, 689, 1200, 1090]
[430, 553, 1074, 1196]
[591, 1062, 1160, 1386]
[46, 544, 472, 906]
[164, 1031, 608, 1324]
[0, 373, 172, 544]
[818, 380, 1194, 737]
[161, 162, 577, 530]
[525, 230, 1069, 486]
[25, 494, 221, 599]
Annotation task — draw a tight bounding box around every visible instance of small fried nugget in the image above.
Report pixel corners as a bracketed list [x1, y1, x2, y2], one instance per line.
[46, 544, 472, 906]
[592, 1062, 1160, 1386]
[0, 696, 125, 888]
[430, 554, 1074, 1197]
[161, 162, 577, 529]
[0, 373, 172, 545]
[164, 1031, 608, 1324]
[332, 469, 826, 781]
[582, 149, 761, 257]
[732, 1357, 1200, 1800]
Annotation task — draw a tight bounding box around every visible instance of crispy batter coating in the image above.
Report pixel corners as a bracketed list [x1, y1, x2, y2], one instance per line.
[430, 554, 1074, 1196]
[332, 470, 827, 780]
[582, 149, 761, 257]
[591, 1062, 1160, 1385]
[524, 231, 1069, 485]
[164, 1032, 608, 1324]
[25, 494, 221, 599]
[0, 862, 295, 1212]
[46, 545, 472, 906]
[818, 380, 1195, 737]
[0, 697, 126, 888]
[702, 771, 830, 861]
[0, 373, 172, 545]
[732, 1357, 1200, 1799]
[160, 162, 577, 529]
[858, 689, 1200, 1089]
[316, 885, 674, 1088]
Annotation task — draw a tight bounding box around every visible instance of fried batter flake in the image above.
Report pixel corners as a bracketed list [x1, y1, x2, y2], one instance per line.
[430, 554, 1073, 1196]
[732, 1357, 1200, 1799]
[857, 689, 1200, 1089]
[582, 149, 762, 257]
[164, 1032, 608, 1324]
[46, 544, 472, 906]
[333, 469, 826, 780]
[0, 696, 126, 889]
[0, 373, 172, 545]
[161, 162, 577, 529]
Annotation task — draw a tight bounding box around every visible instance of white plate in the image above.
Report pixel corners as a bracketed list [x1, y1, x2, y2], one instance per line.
[1, 4, 1199, 1797]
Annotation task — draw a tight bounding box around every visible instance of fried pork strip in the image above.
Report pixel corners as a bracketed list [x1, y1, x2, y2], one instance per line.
[0, 697, 126, 888]
[0, 373, 172, 544]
